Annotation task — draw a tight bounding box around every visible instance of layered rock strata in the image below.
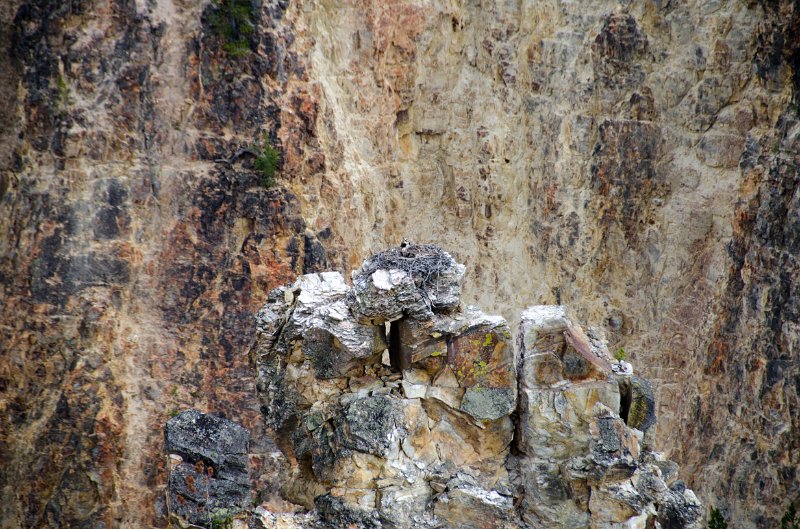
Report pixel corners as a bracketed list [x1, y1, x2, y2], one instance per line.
[252, 246, 701, 528]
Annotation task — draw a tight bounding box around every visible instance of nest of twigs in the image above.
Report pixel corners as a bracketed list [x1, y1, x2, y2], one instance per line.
[355, 243, 456, 294]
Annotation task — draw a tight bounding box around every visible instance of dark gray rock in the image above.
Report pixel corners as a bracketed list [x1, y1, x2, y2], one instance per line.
[634, 467, 669, 504]
[460, 387, 516, 421]
[337, 395, 405, 456]
[588, 409, 639, 482]
[167, 462, 250, 526]
[165, 409, 251, 527]
[656, 484, 703, 529]
[165, 408, 249, 473]
[291, 396, 406, 483]
[315, 494, 382, 529]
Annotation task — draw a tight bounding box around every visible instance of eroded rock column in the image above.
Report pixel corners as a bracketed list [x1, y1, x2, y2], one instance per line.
[251, 244, 702, 529]
[516, 306, 701, 529]
[254, 245, 518, 528]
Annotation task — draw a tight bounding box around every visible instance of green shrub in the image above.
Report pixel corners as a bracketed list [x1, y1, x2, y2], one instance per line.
[210, 515, 234, 529]
[782, 501, 799, 529]
[707, 507, 727, 529]
[55, 73, 73, 117]
[209, 0, 254, 57]
[614, 347, 626, 361]
[254, 136, 280, 188]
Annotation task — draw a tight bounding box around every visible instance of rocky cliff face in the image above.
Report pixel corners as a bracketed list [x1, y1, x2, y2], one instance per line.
[0, 1, 324, 527]
[1, 0, 798, 528]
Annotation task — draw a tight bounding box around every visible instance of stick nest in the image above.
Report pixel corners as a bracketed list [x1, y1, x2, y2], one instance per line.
[355, 243, 457, 294]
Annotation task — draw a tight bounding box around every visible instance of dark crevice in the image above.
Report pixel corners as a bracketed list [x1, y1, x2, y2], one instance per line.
[388, 319, 409, 372]
[619, 380, 632, 424]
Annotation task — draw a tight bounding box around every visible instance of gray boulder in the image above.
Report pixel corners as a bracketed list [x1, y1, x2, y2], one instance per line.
[164, 409, 250, 527]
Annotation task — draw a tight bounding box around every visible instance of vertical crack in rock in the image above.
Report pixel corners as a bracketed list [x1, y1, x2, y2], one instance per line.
[387, 319, 409, 372]
[251, 245, 702, 529]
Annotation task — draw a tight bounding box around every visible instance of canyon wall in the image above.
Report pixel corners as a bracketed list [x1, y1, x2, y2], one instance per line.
[0, 0, 798, 527]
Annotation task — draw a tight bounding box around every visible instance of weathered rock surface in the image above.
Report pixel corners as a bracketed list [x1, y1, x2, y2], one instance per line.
[254, 246, 517, 528]
[0, 1, 327, 526]
[515, 305, 700, 529]
[295, 3, 800, 525]
[164, 409, 251, 528]
[253, 249, 701, 529]
[1, 0, 799, 527]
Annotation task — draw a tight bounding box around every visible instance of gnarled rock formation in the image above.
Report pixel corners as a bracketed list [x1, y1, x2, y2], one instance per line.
[252, 247, 701, 529]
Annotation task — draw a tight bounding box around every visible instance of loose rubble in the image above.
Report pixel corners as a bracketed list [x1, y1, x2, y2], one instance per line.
[246, 244, 702, 529]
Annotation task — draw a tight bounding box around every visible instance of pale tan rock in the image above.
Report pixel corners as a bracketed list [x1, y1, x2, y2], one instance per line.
[349, 376, 384, 396]
[378, 484, 433, 528]
[401, 380, 427, 399]
[432, 365, 460, 388]
[434, 485, 515, 529]
[402, 368, 432, 385]
[427, 385, 464, 409]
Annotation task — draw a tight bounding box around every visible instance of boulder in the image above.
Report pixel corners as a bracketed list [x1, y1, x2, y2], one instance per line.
[164, 409, 251, 528]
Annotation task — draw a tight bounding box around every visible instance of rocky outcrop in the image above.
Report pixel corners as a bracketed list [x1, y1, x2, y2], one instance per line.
[515, 306, 699, 529]
[252, 247, 701, 528]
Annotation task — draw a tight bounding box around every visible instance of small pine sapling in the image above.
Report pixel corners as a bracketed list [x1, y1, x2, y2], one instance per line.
[707, 507, 728, 529]
[782, 501, 799, 529]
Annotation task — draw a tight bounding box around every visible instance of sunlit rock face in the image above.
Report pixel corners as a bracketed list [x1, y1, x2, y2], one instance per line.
[297, 3, 800, 525]
[251, 246, 701, 529]
[1, 0, 799, 527]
